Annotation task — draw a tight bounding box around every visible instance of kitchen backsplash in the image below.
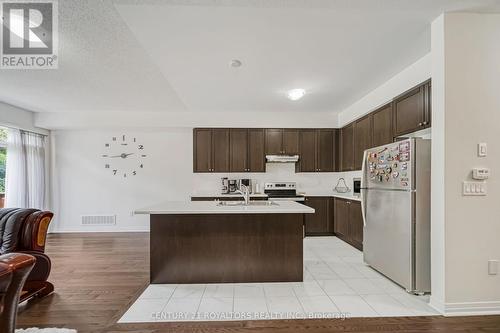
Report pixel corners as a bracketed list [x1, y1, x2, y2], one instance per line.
[191, 163, 362, 196]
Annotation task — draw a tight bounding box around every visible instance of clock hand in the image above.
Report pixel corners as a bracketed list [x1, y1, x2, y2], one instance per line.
[108, 153, 135, 158]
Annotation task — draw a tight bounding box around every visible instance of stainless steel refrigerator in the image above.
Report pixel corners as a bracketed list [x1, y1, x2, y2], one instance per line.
[361, 138, 431, 294]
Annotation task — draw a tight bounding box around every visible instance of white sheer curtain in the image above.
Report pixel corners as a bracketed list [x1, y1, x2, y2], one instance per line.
[5, 128, 47, 209]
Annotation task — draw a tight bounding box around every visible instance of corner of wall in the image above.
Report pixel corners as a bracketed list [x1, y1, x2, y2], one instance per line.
[337, 53, 432, 127]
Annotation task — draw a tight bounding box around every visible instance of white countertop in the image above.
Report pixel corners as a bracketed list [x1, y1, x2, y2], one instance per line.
[302, 191, 362, 202]
[190, 192, 360, 201]
[331, 192, 362, 202]
[135, 200, 315, 215]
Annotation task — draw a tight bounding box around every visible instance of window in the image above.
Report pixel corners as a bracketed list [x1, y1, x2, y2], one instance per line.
[0, 128, 6, 208]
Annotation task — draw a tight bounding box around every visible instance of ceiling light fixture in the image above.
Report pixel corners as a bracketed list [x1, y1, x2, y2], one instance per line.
[230, 59, 242, 68]
[287, 88, 306, 101]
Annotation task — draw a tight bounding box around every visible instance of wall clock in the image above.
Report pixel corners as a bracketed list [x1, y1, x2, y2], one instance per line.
[101, 135, 147, 177]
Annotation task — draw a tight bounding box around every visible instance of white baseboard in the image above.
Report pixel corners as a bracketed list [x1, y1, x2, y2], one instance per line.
[429, 295, 445, 314]
[443, 301, 500, 316]
[48, 228, 149, 234]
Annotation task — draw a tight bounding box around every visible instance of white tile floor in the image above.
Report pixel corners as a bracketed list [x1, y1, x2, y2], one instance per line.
[119, 237, 438, 323]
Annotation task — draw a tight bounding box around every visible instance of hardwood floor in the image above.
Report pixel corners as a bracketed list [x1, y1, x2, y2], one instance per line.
[17, 233, 500, 333]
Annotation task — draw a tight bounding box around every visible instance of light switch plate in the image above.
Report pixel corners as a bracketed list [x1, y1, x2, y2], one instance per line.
[478, 143, 487, 157]
[462, 181, 487, 196]
[488, 260, 499, 275]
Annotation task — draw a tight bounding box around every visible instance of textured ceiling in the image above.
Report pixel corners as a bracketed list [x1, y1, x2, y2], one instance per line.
[1, 0, 500, 115]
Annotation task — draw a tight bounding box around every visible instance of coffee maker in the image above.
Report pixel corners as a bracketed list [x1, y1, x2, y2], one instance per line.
[220, 177, 229, 194]
[228, 179, 238, 193]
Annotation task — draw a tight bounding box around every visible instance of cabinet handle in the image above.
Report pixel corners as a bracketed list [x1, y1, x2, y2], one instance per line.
[418, 122, 423, 126]
[423, 121, 428, 125]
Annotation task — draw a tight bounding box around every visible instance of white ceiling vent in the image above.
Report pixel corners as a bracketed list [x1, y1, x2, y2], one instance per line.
[81, 215, 116, 226]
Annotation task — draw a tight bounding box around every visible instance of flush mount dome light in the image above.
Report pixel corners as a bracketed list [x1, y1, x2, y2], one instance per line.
[287, 88, 306, 101]
[230, 59, 242, 67]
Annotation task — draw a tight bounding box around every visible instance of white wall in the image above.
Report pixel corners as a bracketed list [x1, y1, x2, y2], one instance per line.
[0, 102, 49, 135]
[50, 128, 359, 232]
[429, 14, 446, 313]
[431, 12, 500, 315]
[338, 53, 431, 126]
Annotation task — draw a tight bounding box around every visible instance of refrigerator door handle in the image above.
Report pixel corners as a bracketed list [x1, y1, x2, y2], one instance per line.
[361, 150, 368, 227]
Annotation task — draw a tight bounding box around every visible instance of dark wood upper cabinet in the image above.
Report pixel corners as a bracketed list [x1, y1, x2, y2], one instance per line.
[229, 129, 265, 173]
[193, 129, 213, 172]
[372, 103, 393, 147]
[229, 129, 248, 172]
[354, 115, 373, 170]
[317, 129, 335, 172]
[212, 129, 230, 172]
[283, 129, 300, 155]
[297, 129, 337, 172]
[424, 81, 431, 128]
[349, 201, 363, 251]
[298, 130, 317, 172]
[265, 129, 283, 155]
[265, 129, 299, 155]
[393, 80, 431, 137]
[340, 123, 354, 171]
[248, 129, 265, 172]
[194, 128, 229, 172]
[304, 197, 334, 236]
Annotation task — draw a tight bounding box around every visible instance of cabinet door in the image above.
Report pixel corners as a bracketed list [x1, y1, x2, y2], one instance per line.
[212, 129, 230, 172]
[283, 129, 299, 154]
[423, 81, 431, 128]
[304, 197, 333, 235]
[372, 104, 393, 147]
[393, 85, 425, 136]
[265, 129, 283, 155]
[341, 123, 354, 171]
[349, 201, 363, 251]
[230, 129, 248, 172]
[248, 129, 265, 172]
[298, 129, 317, 172]
[317, 129, 335, 172]
[193, 129, 212, 172]
[354, 115, 373, 170]
[334, 198, 350, 240]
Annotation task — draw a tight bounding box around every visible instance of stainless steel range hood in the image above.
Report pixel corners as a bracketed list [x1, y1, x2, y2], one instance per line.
[265, 154, 299, 163]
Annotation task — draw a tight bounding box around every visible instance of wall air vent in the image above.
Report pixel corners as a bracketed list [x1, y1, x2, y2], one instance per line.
[81, 215, 116, 226]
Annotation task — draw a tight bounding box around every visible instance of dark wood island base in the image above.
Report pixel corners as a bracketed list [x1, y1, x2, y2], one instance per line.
[150, 213, 304, 284]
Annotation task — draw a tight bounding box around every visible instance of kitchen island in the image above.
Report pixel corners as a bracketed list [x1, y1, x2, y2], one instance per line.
[135, 201, 314, 284]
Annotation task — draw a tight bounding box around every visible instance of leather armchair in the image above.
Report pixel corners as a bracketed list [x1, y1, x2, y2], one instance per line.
[0, 253, 36, 333]
[0, 208, 54, 302]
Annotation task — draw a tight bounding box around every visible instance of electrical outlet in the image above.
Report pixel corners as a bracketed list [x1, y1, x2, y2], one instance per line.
[488, 260, 499, 275]
[462, 181, 487, 196]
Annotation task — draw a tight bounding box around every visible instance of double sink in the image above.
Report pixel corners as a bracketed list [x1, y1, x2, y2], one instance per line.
[216, 201, 279, 207]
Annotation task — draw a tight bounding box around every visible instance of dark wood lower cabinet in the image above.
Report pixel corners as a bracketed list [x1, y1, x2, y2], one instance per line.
[150, 213, 303, 283]
[303, 197, 334, 236]
[334, 198, 363, 250]
[349, 201, 363, 250]
[334, 198, 349, 239]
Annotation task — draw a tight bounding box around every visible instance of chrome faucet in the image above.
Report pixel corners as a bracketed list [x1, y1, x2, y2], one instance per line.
[236, 184, 250, 205]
